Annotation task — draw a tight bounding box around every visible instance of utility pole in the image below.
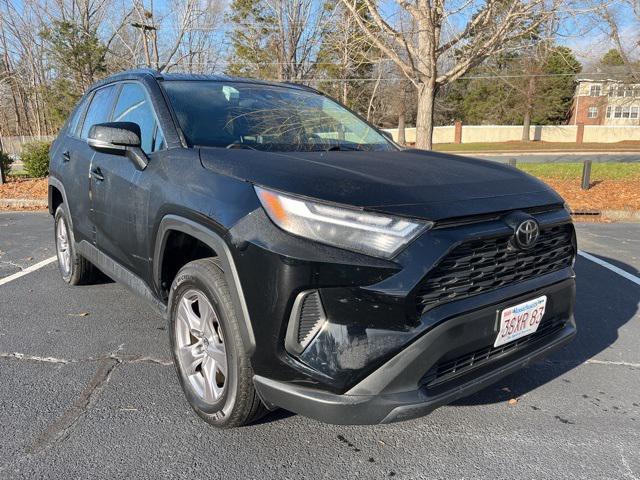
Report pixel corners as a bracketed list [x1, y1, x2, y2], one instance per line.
[131, 22, 158, 68]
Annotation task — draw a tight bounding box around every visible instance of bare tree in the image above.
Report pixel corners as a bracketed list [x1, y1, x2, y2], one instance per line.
[340, 0, 563, 149]
[597, 1, 640, 81]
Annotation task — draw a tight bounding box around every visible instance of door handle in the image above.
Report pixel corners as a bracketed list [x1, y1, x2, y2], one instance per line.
[62, 150, 71, 163]
[91, 167, 104, 182]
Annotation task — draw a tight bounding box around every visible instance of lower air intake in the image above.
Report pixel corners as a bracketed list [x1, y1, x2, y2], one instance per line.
[285, 290, 327, 355]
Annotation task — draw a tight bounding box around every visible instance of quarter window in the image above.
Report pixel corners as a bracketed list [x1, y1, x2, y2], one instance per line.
[80, 86, 118, 139]
[68, 95, 91, 137]
[589, 85, 601, 96]
[112, 83, 164, 154]
[587, 106, 598, 118]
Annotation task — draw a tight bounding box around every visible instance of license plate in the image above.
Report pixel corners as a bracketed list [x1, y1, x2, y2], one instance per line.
[494, 295, 547, 348]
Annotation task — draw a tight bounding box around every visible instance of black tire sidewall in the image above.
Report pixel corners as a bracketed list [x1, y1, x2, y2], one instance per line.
[168, 263, 241, 425]
[54, 205, 75, 284]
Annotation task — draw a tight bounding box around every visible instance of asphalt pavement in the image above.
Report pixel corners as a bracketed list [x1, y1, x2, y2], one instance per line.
[1, 211, 639, 479]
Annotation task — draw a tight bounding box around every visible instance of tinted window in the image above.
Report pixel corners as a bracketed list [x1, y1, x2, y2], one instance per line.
[112, 83, 162, 154]
[68, 95, 91, 137]
[163, 81, 393, 152]
[80, 86, 118, 139]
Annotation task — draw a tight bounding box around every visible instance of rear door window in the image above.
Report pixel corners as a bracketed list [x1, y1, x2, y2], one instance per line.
[80, 86, 118, 139]
[112, 83, 163, 154]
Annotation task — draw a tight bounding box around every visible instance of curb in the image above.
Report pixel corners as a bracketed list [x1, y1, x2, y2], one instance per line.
[600, 210, 640, 222]
[0, 198, 48, 209]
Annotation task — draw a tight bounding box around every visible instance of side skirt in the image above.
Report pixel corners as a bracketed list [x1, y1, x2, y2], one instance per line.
[76, 240, 167, 317]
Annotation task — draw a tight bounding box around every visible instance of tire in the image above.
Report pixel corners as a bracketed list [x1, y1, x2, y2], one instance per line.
[54, 205, 95, 285]
[168, 258, 266, 428]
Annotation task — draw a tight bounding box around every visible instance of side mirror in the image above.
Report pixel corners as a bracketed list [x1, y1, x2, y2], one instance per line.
[88, 122, 148, 170]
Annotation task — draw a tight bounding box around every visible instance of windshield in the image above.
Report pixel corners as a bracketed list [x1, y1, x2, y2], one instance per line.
[162, 81, 394, 152]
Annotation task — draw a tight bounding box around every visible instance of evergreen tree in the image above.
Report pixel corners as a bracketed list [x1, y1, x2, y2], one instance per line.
[440, 45, 581, 127]
[600, 49, 625, 67]
[226, 0, 279, 79]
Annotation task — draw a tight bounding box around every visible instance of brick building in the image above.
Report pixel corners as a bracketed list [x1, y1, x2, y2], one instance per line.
[570, 66, 640, 125]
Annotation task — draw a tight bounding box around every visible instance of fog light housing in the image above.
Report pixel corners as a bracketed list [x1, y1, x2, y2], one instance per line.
[285, 290, 327, 355]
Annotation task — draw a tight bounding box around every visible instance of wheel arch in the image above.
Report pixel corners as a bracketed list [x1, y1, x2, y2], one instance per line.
[48, 177, 69, 216]
[154, 214, 256, 354]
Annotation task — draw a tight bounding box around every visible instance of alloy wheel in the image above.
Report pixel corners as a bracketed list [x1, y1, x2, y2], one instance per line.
[56, 216, 71, 278]
[175, 289, 228, 403]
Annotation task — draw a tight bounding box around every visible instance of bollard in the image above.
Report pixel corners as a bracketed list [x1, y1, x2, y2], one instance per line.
[508, 158, 517, 168]
[581, 160, 592, 190]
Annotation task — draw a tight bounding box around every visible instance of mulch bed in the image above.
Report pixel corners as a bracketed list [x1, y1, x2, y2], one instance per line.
[0, 177, 48, 199]
[541, 179, 640, 213]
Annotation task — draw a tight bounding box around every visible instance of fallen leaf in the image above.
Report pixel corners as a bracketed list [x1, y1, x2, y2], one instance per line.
[508, 398, 518, 406]
[68, 312, 90, 317]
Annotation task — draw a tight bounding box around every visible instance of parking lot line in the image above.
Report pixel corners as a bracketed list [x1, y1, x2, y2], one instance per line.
[578, 250, 640, 287]
[0, 256, 56, 287]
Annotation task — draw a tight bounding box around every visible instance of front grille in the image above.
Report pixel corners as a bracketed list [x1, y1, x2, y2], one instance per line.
[415, 223, 574, 314]
[422, 316, 566, 387]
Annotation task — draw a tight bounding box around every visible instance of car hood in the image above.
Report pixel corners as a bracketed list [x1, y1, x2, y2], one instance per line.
[199, 147, 563, 221]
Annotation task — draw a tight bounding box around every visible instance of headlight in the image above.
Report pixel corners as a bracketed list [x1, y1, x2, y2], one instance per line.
[255, 186, 430, 259]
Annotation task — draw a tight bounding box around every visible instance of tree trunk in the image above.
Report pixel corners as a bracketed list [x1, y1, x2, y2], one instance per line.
[522, 76, 535, 142]
[398, 112, 406, 146]
[522, 109, 531, 142]
[416, 82, 436, 150]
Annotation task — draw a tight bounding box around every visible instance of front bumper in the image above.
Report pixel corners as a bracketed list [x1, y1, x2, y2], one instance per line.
[230, 205, 576, 423]
[254, 278, 576, 425]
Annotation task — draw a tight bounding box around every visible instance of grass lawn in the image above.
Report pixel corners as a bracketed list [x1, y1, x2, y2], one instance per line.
[434, 141, 640, 153]
[518, 162, 640, 181]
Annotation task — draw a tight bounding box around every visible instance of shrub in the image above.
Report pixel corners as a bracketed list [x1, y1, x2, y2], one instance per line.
[22, 141, 51, 178]
[0, 151, 13, 182]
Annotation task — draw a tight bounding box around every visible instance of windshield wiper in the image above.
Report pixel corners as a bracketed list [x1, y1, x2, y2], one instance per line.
[323, 145, 365, 152]
[226, 142, 257, 150]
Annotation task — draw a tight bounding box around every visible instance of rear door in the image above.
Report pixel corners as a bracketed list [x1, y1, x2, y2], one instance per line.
[90, 82, 166, 276]
[60, 85, 118, 243]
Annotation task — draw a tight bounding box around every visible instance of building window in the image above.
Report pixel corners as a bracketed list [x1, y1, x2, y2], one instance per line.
[624, 86, 633, 97]
[587, 106, 598, 118]
[635, 87, 640, 97]
[622, 106, 631, 118]
[589, 85, 601, 96]
[606, 106, 612, 118]
[631, 106, 639, 119]
[608, 86, 616, 97]
[614, 106, 623, 118]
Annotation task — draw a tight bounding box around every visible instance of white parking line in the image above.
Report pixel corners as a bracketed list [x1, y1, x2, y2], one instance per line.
[578, 250, 640, 287]
[0, 256, 57, 287]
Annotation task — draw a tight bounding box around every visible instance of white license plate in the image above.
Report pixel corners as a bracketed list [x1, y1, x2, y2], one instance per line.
[494, 295, 547, 348]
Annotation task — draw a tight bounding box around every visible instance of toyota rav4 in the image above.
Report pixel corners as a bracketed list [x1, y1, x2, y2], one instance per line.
[49, 69, 577, 428]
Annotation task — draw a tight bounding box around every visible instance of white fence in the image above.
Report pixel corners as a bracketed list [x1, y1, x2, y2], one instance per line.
[384, 125, 640, 144]
[0, 136, 54, 157]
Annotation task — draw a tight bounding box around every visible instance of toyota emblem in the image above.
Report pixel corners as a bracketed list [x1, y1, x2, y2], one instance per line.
[514, 219, 539, 249]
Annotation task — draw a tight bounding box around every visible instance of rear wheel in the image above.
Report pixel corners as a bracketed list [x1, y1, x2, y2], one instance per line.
[54, 206, 94, 285]
[168, 258, 266, 428]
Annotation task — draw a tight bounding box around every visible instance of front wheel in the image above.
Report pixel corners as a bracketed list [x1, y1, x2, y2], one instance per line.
[168, 258, 266, 428]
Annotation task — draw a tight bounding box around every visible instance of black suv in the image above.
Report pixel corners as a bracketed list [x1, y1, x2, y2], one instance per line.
[49, 69, 577, 427]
